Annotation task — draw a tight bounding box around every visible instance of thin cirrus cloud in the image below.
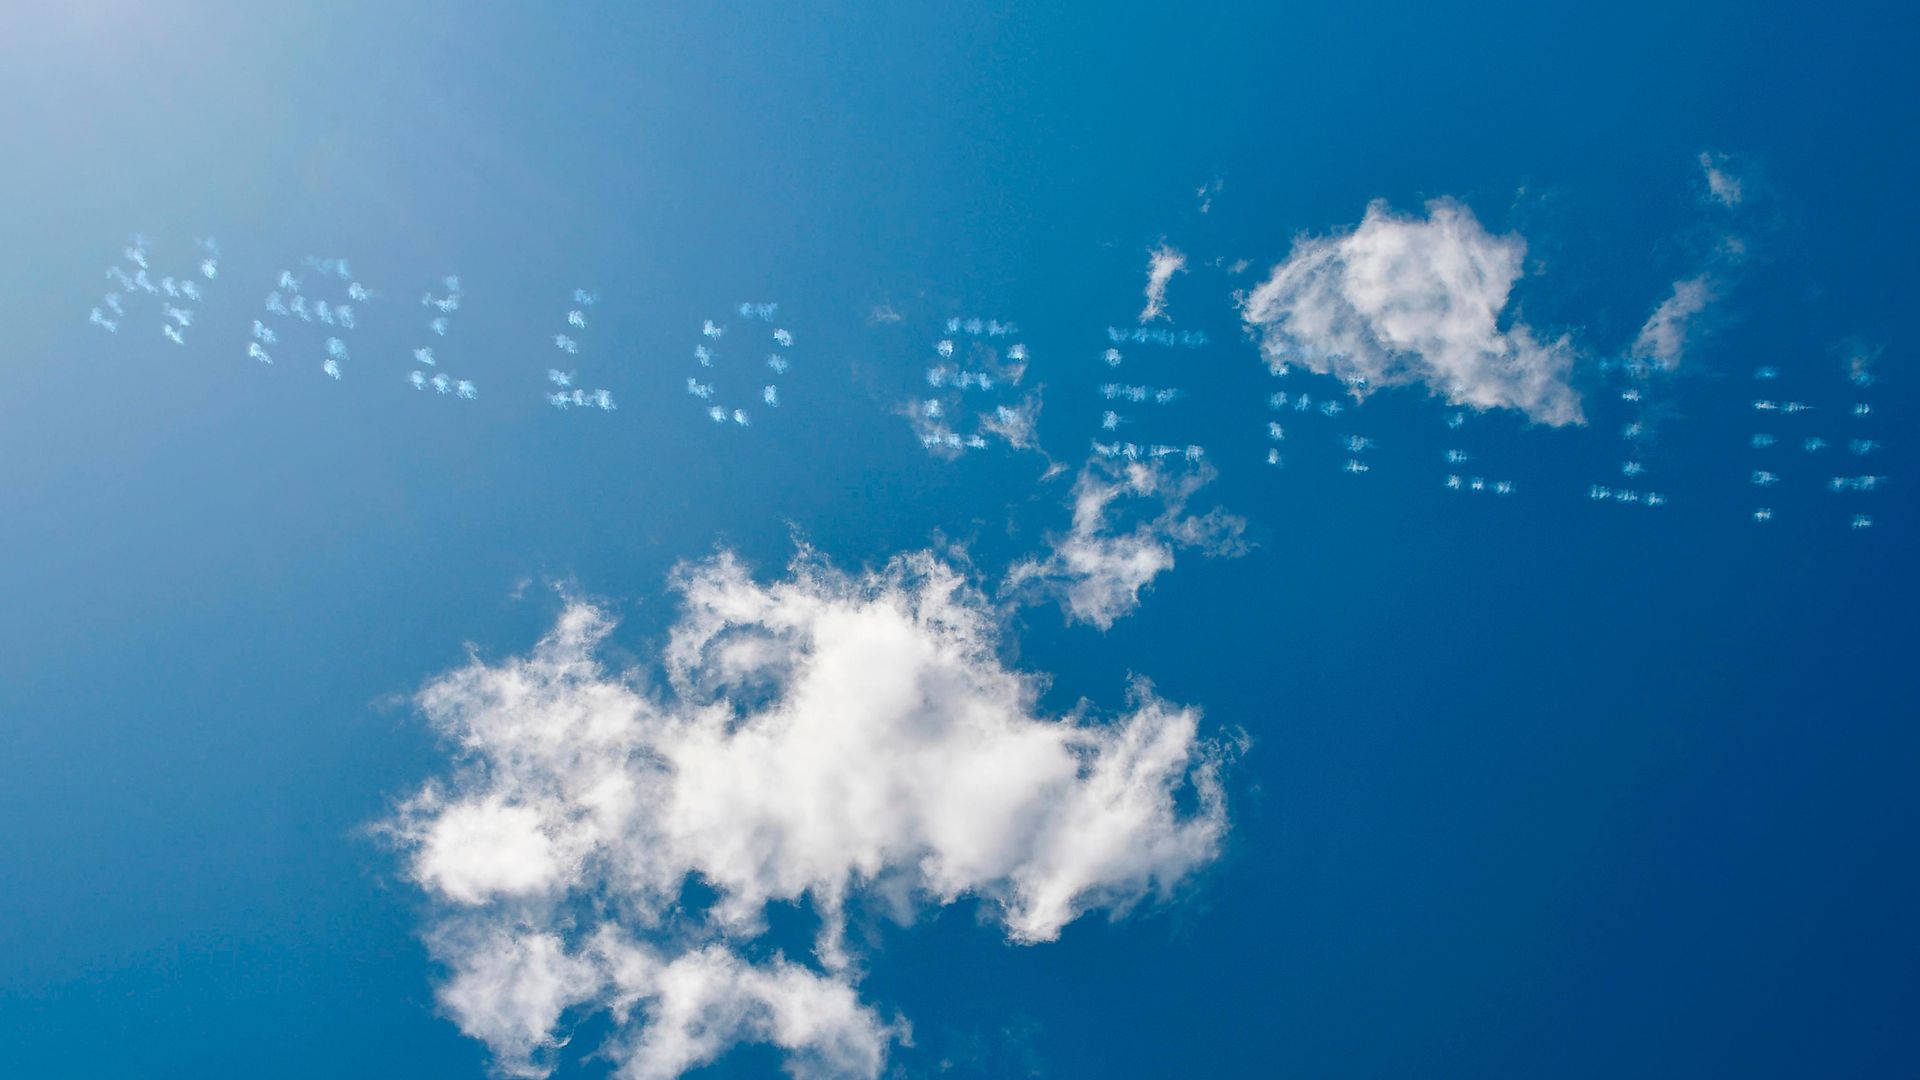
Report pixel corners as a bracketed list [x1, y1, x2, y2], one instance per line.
[1698, 150, 1744, 208]
[1239, 198, 1583, 426]
[378, 549, 1237, 1079]
[1629, 273, 1717, 371]
[1006, 457, 1246, 630]
[1626, 151, 1751, 372]
[1139, 242, 1188, 323]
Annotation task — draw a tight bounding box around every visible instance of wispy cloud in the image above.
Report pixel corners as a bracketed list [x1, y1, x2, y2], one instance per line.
[1140, 242, 1188, 323]
[1698, 150, 1743, 208]
[1629, 274, 1715, 371]
[1006, 458, 1246, 629]
[1626, 155, 1754, 372]
[1196, 177, 1223, 214]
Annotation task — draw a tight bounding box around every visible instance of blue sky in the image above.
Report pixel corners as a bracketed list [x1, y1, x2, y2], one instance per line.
[2, 2, 1916, 1076]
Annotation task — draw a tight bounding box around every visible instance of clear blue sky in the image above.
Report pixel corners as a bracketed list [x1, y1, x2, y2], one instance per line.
[1, 2, 1915, 1076]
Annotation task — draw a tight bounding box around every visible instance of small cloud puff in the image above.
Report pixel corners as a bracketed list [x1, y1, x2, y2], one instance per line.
[1699, 150, 1743, 208]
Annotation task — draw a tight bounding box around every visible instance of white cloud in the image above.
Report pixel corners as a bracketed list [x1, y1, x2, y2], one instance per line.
[426, 921, 898, 1080]
[598, 938, 899, 1080]
[431, 923, 602, 1079]
[1626, 154, 1753, 371]
[1698, 150, 1743, 208]
[1006, 459, 1246, 630]
[1239, 198, 1583, 426]
[1140, 243, 1188, 323]
[1629, 274, 1716, 371]
[414, 798, 564, 905]
[382, 550, 1235, 1078]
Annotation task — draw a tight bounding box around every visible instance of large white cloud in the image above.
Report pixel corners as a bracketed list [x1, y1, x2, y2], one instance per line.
[382, 549, 1235, 1078]
[1239, 198, 1583, 426]
[1006, 459, 1246, 630]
